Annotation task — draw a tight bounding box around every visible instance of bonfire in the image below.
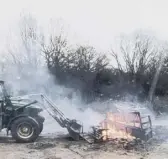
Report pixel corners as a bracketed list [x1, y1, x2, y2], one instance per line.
[89, 111, 153, 143]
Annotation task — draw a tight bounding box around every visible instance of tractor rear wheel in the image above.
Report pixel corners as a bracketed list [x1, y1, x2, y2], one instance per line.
[35, 115, 44, 134]
[11, 117, 40, 143]
[38, 122, 43, 134]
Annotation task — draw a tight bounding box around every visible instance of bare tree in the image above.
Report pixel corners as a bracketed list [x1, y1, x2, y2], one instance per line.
[41, 35, 109, 78]
[41, 33, 69, 70]
[72, 46, 109, 73]
[5, 13, 44, 71]
[110, 32, 158, 83]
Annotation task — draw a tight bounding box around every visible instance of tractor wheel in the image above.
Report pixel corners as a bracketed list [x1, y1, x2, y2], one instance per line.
[35, 116, 44, 134]
[38, 122, 43, 134]
[11, 117, 40, 143]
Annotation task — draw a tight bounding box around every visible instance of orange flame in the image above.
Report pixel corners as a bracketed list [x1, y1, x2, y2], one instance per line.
[100, 112, 141, 141]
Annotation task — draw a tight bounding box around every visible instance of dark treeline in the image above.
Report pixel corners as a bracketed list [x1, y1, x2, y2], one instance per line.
[41, 31, 168, 113]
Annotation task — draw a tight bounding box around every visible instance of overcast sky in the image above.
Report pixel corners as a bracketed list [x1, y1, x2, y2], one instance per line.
[0, 0, 168, 52]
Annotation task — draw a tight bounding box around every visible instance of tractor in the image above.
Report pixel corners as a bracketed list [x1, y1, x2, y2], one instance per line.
[0, 80, 45, 143]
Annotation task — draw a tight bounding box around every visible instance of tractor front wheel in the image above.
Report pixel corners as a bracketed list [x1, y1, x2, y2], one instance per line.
[11, 117, 40, 143]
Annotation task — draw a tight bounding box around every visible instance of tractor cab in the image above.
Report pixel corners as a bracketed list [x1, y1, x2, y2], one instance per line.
[0, 80, 13, 107]
[0, 80, 6, 102]
[0, 80, 9, 130]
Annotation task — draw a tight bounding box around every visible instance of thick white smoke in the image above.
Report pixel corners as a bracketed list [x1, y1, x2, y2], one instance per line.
[0, 14, 163, 138]
[0, 53, 158, 136]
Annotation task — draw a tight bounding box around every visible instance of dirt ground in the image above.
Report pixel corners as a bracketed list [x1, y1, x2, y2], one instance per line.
[1, 114, 168, 159]
[0, 133, 168, 159]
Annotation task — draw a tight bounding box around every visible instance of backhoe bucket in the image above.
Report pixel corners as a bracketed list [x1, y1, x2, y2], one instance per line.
[67, 120, 83, 140]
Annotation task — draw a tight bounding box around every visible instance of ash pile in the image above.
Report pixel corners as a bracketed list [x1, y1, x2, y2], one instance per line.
[87, 138, 149, 152]
[86, 126, 168, 153]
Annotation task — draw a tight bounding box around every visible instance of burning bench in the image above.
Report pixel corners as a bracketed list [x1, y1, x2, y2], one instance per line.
[87, 111, 153, 143]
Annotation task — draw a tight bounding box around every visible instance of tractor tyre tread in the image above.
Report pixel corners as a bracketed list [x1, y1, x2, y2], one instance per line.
[11, 117, 40, 143]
